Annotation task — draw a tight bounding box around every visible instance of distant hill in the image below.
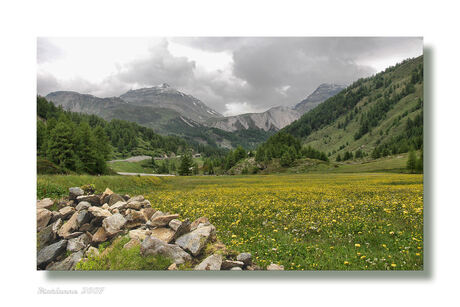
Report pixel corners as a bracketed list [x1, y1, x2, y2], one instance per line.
[46, 85, 269, 149]
[282, 56, 423, 159]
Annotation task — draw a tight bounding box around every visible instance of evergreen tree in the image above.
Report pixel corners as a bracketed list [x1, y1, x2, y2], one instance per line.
[415, 150, 423, 172]
[47, 121, 77, 171]
[179, 153, 193, 176]
[407, 150, 417, 173]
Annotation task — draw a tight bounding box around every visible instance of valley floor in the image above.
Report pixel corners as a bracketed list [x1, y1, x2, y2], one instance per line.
[37, 172, 423, 270]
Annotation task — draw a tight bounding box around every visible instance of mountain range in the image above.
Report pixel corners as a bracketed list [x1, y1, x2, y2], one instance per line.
[45, 83, 345, 148]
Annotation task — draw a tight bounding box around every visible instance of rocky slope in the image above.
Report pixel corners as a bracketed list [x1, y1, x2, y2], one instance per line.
[36, 186, 284, 271]
[294, 83, 346, 114]
[205, 84, 345, 132]
[206, 106, 301, 132]
[120, 83, 222, 123]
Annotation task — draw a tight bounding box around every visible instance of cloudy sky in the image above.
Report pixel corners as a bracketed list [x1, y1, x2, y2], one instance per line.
[37, 37, 423, 116]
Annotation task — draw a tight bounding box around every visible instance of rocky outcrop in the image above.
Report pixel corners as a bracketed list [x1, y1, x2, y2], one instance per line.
[37, 186, 267, 271]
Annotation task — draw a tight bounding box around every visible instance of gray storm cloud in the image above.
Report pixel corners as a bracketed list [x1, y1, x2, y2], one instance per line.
[37, 37, 423, 115]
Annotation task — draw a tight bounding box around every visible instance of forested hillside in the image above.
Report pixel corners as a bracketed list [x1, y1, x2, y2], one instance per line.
[37, 96, 225, 174]
[281, 56, 423, 160]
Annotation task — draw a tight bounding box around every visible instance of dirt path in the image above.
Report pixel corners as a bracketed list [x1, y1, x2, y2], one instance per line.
[108, 155, 152, 163]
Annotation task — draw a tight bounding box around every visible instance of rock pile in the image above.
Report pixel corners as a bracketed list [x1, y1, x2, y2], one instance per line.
[37, 187, 280, 271]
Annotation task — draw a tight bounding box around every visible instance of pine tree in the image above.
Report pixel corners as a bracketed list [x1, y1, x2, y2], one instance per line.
[178, 153, 193, 176]
[47, 121, 77, 171]
[407, 150, 417, 173]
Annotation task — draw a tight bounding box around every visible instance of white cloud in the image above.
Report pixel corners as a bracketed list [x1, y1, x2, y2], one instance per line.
[223, 102, 259, 116]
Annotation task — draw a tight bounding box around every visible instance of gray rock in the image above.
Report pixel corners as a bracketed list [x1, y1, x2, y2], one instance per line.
[76, 210, 92, 226]
[194, 254, 222, 270]
[151, 227, 175, 243]
[150, 214, 179, 227]
[102, 213, 126, 236]
[50, 211, 63, 223]
[168, 219, 182, 231]
[47, 251, 83, 271]
[108, 194, 125, 206]
[76, 195, 101, 206]
[67, 233, 90, 252]
[37, 208, 53, 231]
[221, 260, 245, 270]
[37, 240, 67, 268]
[109, 201, 127, 211]
[37, 198, 54, 209]
[57, 212, 79, 238]
[174, 219, 191, 239]
[125, 210, 147, 228]
[230, 266, 243, 271]
[52, 218, 62, 234]
[58, 206, 76, 220]
[175, 224, 216, 256]
[37, 224, 56, 251]
[150, 210, 164, 220]
[69, 187, 84, 200]
[63, 231, 83, 239]
[126, 201, 143, 210]
[141, 208, 156, 220]
[75, 201, 91, 211]
[236, 252, 252, 266]
[190, 217, 210, 231]
[140, 236, 192, 265]
[88, 206, 112, 218]
[128, 195, 145, 203]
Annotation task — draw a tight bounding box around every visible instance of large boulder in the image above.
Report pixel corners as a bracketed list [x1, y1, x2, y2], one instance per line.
[109, 201, 127, 211]
[236, 252, 252, 266]
[69, 187, 84, 200]
[76, 195, 101, 206]
[172, 219, 191, 239]
[37, 224, 56, 250]
[108, 194, 125, 206]
[75, 201, 91, 211]
[150, 214, 179, 227]
[151, 227, 175, 243]
[126, 201, 143, 210]
[100, 188, 113, 204]
[128, 195, 145, 203]
[102, 213, 126, 236]
[37, 240, 67, 268]
[37, 198, 54, 209]
[58, 206, 76, 220]
[175, 224, 216, 256]
[76, 210, 92, 226]
[194, 254, 222, 271]
[57, 212, 79, 238]
[37, 208, 53, 231]
[88, 206, 112, 219]
[141, 208, 156, 220]
[140, 236, 191, 265]
[125, 210, 147, 229]
[129, 229, 151, 241]
[190, 217, 210, 231]
[67, 233, 90, 252]
[47, 251, 83, 271]
[92, 227, 110, 244]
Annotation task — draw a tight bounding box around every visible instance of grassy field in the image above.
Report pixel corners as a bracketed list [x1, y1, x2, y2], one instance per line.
[38, 173, 423, 270]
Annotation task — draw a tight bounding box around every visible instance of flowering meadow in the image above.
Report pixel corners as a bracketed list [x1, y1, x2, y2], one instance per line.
[146, 173, 423, 270]
[38, 173, 423, 270]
